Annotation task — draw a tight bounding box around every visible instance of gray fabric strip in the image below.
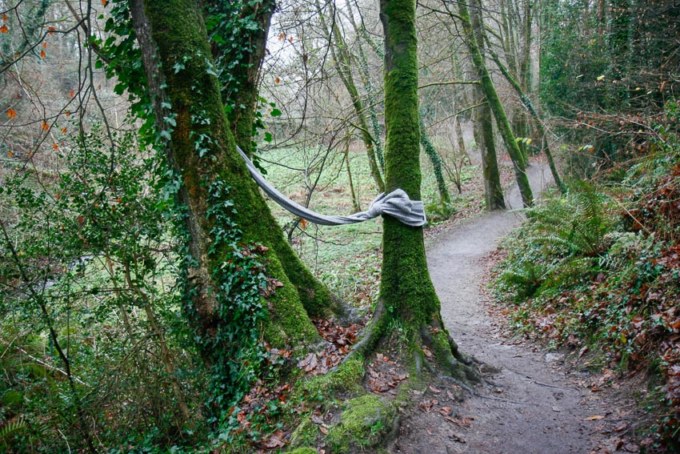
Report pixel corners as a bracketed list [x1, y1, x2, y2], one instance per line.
[237, 146, 427, 227]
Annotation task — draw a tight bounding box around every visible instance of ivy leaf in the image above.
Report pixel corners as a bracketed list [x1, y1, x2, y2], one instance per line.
[264, 132, 273, 143]
[270, 108, 282, 118]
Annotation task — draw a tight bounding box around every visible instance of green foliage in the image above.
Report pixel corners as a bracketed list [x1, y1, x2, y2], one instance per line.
[497, 182, 614, 301]
[198, 180, 269, 411]
[0, 121, 206, 451]
[540, 0, 679, 116]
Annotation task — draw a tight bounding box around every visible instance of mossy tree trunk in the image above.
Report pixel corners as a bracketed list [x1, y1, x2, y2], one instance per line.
[456, 0, 533, 207]
[469, 2, 506, 210]
[367, 0, 477, 382]
[485, 43, 567, 194]
[204, 0, 274, 157]
[129, 0, 340, 371]
[473, 86, 506, 210]
[205, 0, 341, 319]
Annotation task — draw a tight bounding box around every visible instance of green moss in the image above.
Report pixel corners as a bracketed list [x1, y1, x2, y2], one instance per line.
[326, 394, 396, 453]
[296, 355, 365, 400]
[142, 0, 333, 356]
[286, 448, 318, 454]
[289, 417, 319, 448]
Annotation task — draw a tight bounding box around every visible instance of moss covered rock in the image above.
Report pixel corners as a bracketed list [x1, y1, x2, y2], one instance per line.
[326, 394, 396, 453]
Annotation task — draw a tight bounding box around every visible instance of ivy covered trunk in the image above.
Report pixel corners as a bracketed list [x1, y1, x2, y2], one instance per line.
[372, 0, 477, 381]
[129, 0, 339, 400]
[205, 0, 341, 319]
[420, 116, 452, 210]
[204, 0, 275, 157]
[459, 0, 534, 207]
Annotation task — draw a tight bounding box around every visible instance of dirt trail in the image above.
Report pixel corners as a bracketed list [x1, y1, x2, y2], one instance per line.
[391, 164, 622, 453]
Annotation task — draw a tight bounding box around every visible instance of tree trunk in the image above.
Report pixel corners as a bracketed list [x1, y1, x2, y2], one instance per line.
[455, 115, 468, 160]
[205, 0, 274, 156]
[469, 3, 506, 210]
[486, 44, 567, 193]
[206, 0, 342, 319]
[420, 117, 452, 208]
[316, 0, 385, 192]
[459, 0, 534, 207]
[473, 87, 506, 210]
[370, 0, 477, 382]
[343, 134, 362, 213]
[129, 0, 335, 386]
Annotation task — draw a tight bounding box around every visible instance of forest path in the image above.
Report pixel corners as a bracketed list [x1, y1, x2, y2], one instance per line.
[390, 163, 621, 453]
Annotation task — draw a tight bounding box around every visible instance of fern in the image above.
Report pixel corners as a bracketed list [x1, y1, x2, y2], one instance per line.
[0, 417, 27, 444]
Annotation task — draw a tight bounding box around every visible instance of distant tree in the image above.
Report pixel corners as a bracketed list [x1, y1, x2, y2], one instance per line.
[454, 0, 534, 207]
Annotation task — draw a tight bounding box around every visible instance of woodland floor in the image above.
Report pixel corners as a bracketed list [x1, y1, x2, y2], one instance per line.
[388, 163, 646, 454]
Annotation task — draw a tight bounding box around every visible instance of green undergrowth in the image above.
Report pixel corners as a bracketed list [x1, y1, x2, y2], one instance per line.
[493, 102, 680, 451]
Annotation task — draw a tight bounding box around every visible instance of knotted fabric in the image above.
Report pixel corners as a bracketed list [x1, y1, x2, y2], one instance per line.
[237, 146, 427, 227]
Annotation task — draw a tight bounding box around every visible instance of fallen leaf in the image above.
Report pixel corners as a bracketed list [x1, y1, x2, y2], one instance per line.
[439, 406, 452, 416]
[6, 108, 17, 120]
[586, 415, 605, 421]
[311, 414, 324, 425]
[262, 430, 286, 449]
[429, 385, 442, 394]
[445, 416, 473, 428]
[0, 25, 8, 34]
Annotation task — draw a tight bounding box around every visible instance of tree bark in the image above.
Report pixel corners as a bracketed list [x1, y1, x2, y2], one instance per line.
[485, 43, 567, 193]
[206, 0, 342, 319]
[372, 0, 477, 382]
[129, 0, 333, 372]
[459, 0, 534, 207]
